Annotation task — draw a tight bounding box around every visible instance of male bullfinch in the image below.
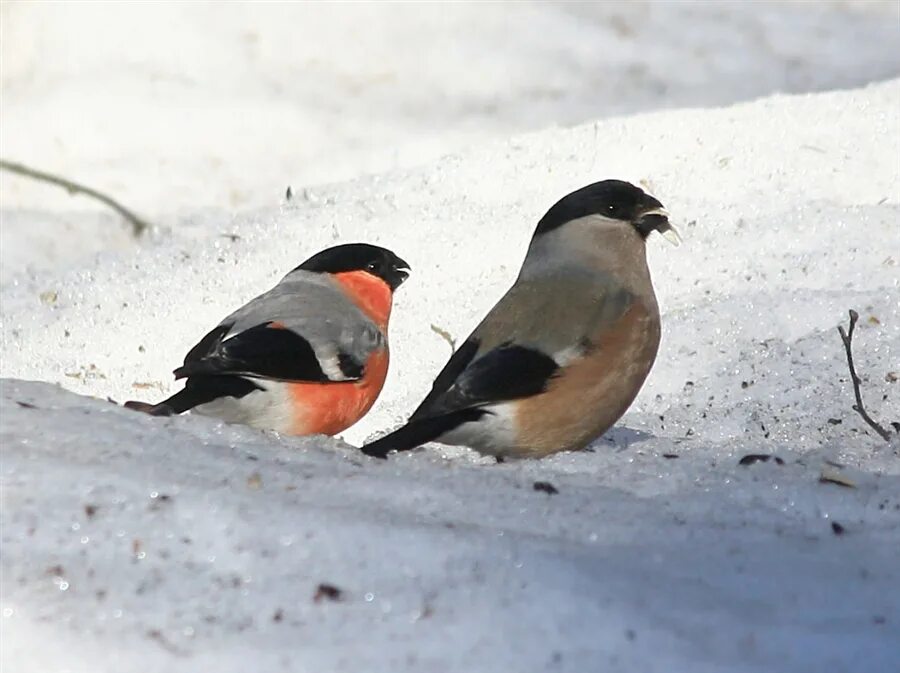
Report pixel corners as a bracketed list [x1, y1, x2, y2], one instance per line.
[125, 243, 409, 436]
[361, 180, 679, 459]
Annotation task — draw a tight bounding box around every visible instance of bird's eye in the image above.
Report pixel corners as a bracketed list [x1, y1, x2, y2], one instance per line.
[366, 261, 378, 271]
[606, 204, 616, 213]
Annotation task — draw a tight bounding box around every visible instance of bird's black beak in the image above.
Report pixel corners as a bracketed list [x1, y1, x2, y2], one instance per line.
[391, 259, 411, 289]
[635, 207, 682, 246]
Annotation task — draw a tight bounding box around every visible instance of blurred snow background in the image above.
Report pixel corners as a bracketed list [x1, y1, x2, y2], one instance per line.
[1, 0, 900, 279]
[2, 2, 900, 672]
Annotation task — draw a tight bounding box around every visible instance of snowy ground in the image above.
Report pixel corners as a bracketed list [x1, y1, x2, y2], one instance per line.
[2, 1, 900, 280]
[2, 76, 899, 671]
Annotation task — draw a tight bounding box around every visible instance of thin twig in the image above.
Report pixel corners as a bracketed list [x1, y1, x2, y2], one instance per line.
[0, 158, 151, 237]
[430, 323, 456, 350]
[837, 309, 892, 442]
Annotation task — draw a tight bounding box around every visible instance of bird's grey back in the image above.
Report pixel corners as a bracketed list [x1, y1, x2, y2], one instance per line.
[470, 214, 661, 365]
[220, 270, 385, 362]
[472, 268, 635, 359]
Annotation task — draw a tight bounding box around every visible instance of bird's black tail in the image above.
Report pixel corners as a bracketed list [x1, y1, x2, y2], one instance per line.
[123, 399, 176, 416]
[361, 408, 485, 459]
[124, 386, 207, 416]
[124, 375, 261, 416]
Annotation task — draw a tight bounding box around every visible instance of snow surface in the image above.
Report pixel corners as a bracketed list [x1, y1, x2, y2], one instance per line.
[2, 79, 900, 672]
[2, 1, 900, 279]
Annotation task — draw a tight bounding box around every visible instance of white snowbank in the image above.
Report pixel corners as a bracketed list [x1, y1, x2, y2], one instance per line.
[2, 81, 900, 672]
[2, 1, 899, 279]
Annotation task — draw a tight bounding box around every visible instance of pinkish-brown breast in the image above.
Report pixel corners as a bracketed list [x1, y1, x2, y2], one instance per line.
[513, 301, 660, 457]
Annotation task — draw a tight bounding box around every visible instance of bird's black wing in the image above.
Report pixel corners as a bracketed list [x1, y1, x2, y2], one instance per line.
[408, 338, 480, 419]
[174, 322, 364, 382]
[410, 341, 560, 420]
[362, 343, 559, 458]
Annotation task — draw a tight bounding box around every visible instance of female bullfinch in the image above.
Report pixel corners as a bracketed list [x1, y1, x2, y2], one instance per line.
[362, 180, 679, 459]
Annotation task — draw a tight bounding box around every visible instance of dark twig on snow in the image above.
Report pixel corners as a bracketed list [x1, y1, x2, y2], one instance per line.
[0, 158, 151, 237]
[837, 310, 892, 442]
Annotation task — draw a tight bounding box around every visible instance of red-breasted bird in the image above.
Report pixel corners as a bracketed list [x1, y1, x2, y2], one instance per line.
[125, 243, 409, 436]
[361, 180, 678, 459]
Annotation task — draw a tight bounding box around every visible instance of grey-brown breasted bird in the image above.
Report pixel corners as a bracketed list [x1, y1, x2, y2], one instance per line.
[125, 243, 409, 436]
[361, 180, 678, 459]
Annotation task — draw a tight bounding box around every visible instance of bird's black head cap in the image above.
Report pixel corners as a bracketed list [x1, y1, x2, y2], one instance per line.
[535, 180, 668, 239]
[296, 243, 410, 290]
